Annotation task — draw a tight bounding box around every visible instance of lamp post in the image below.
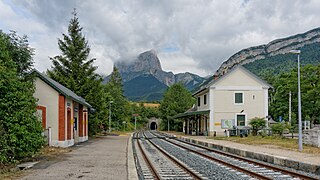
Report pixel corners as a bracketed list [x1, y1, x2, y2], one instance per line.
[289, 49, 302, 151]
[109, 101, 113, 133]
[132, 114, 139, 131]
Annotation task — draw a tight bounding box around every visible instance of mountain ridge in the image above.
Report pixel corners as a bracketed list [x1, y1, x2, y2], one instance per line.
[114, 50, 204, 87]
[104, 50, 206, 102]
[216, 27, 320, 75]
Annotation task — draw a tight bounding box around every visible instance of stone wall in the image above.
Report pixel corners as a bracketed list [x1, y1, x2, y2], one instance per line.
[303, 125, 320, 147]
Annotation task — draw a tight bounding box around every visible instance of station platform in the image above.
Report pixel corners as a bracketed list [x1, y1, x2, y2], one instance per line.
[162, 131, 320, 176]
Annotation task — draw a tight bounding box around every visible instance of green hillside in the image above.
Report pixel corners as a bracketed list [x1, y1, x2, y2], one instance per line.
[244, 43, 320, 79]
[123, 74, 168, 102]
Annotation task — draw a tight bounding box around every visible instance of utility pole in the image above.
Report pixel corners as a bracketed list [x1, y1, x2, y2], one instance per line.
[109, 101, 113, 133]
[289, 49, 302, 151]
[133, 114, 139, 131]
[134, 116, 137, 131]
[289, 91, 292, 124]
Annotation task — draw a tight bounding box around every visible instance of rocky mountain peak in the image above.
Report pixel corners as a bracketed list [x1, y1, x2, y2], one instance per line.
[115, 49, 162, 74]
[104, 50, 206, 101]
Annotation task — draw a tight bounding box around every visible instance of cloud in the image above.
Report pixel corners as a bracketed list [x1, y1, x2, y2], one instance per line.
[2, 0, 320, 76]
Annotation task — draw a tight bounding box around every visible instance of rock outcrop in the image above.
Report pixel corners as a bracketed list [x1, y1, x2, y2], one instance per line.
[216, 27, 320, 75]
[114, 50, 205, 88]
[104, 50, 206, 101]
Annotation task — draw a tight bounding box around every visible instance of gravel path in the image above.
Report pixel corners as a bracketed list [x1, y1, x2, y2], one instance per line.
[20, 135, 129, 180]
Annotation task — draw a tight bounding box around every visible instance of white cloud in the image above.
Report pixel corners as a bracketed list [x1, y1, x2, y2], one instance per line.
[2, 0, 320, 76]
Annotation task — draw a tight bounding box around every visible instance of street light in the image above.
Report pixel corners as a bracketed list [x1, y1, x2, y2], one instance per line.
[289, 49, 302, 151]
[109, 101, 113, 133]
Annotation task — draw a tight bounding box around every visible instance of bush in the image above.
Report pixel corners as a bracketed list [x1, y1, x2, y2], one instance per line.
[271, 123, 288, 136]
[249, 117, 266, 136]
[0, 31, 44, 164]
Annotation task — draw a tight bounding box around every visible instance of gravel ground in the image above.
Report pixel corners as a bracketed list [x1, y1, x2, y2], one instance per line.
[145, 132, 249, 180]
[20, 135, 129, 180]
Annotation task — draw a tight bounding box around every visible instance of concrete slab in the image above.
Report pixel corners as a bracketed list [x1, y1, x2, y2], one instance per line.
[127, 134, 138, 180]
[17, 162, 39, 170]
[20, 135, 131, 180]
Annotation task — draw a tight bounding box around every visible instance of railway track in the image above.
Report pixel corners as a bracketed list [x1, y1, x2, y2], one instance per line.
[150, 131, 319, 180]
[133, 131, 203, 179]
[142, 131, 250, 179]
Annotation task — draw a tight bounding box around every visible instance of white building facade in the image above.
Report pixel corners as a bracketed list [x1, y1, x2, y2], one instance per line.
[177, 66, 272, 136]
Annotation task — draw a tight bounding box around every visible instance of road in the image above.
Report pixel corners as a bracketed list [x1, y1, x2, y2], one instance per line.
[21, 135, 130, 180]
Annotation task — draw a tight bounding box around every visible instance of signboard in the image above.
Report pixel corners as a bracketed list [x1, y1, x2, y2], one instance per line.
[132, 114, 139, 117]
[214, 122, 221, 126]
[221, 119, 235, 129]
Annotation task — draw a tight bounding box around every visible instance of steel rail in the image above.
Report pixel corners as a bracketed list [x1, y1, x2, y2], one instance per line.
[170, 137, 318, 180]
[161, 138, 272, 180]
[135, 132, 161, 180]
[143, 132, 202, 180]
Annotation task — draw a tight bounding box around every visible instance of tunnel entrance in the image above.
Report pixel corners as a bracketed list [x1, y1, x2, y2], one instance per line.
[150, 122, 157, 130]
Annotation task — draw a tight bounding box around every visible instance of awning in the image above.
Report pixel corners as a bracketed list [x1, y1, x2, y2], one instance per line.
[173, 110, 210, 119]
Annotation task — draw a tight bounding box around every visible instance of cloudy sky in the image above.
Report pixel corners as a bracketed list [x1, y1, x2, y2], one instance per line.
[1, 0, 320, 76]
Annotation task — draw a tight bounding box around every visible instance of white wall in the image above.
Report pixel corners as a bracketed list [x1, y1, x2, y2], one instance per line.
[209, 67, 269, 135]
[196, 90, 210, 111]
[34, 78, 59, 143]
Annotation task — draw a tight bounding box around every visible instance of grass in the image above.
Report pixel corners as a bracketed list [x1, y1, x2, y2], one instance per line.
[0, 164, 24, 180]
[209, 135, 320, 154]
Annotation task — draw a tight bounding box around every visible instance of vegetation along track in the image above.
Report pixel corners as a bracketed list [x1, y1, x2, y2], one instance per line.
[133, 131, 203, 179]
[151, 131, 319, 180]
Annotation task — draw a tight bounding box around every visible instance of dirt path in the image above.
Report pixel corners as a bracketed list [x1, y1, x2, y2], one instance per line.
[20, 135, 129, 180]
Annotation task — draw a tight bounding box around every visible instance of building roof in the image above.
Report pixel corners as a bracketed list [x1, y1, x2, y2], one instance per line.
[173, 110, 210, 119]
[193, 65, 273, 96]
[34, 70, 92, 108]
[172, 104, 210, 119]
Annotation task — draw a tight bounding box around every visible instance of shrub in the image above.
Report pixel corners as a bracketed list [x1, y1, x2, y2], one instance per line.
[271, 123, 288, 136]
[0, 31, 44, 164]
[249, 117, 266, 136]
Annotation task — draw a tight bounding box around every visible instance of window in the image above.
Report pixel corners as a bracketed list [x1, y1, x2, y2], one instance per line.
[197, 97, 201, 106]
[204, 94, 207, 105]
[235, 92, 243, 104]
[237, 114, 245, 126]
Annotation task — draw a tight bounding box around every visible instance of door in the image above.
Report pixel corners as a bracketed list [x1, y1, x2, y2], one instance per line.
[67, 109, 71, 140]
[236, 114, 246, 126]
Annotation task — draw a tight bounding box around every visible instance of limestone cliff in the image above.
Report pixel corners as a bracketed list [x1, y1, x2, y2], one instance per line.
[216, 27, 320, 75]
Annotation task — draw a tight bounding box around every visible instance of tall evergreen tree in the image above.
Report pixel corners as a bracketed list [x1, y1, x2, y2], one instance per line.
[48, 10, 98, 95]
[0, 31, 43, 163]
[47, 10, 107, 135]
[105, 67, 130, 130]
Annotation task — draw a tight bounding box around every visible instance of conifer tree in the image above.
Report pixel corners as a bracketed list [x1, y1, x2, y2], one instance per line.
[48, 9, 98, 95]
[48, 10, 107, 134]
[105, 67, 130, 130]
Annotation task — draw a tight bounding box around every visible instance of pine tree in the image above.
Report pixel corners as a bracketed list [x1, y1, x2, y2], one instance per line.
[48, 10, 107, 135]
[48, 9, 98, 96]
[105, 67, 130, 130]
